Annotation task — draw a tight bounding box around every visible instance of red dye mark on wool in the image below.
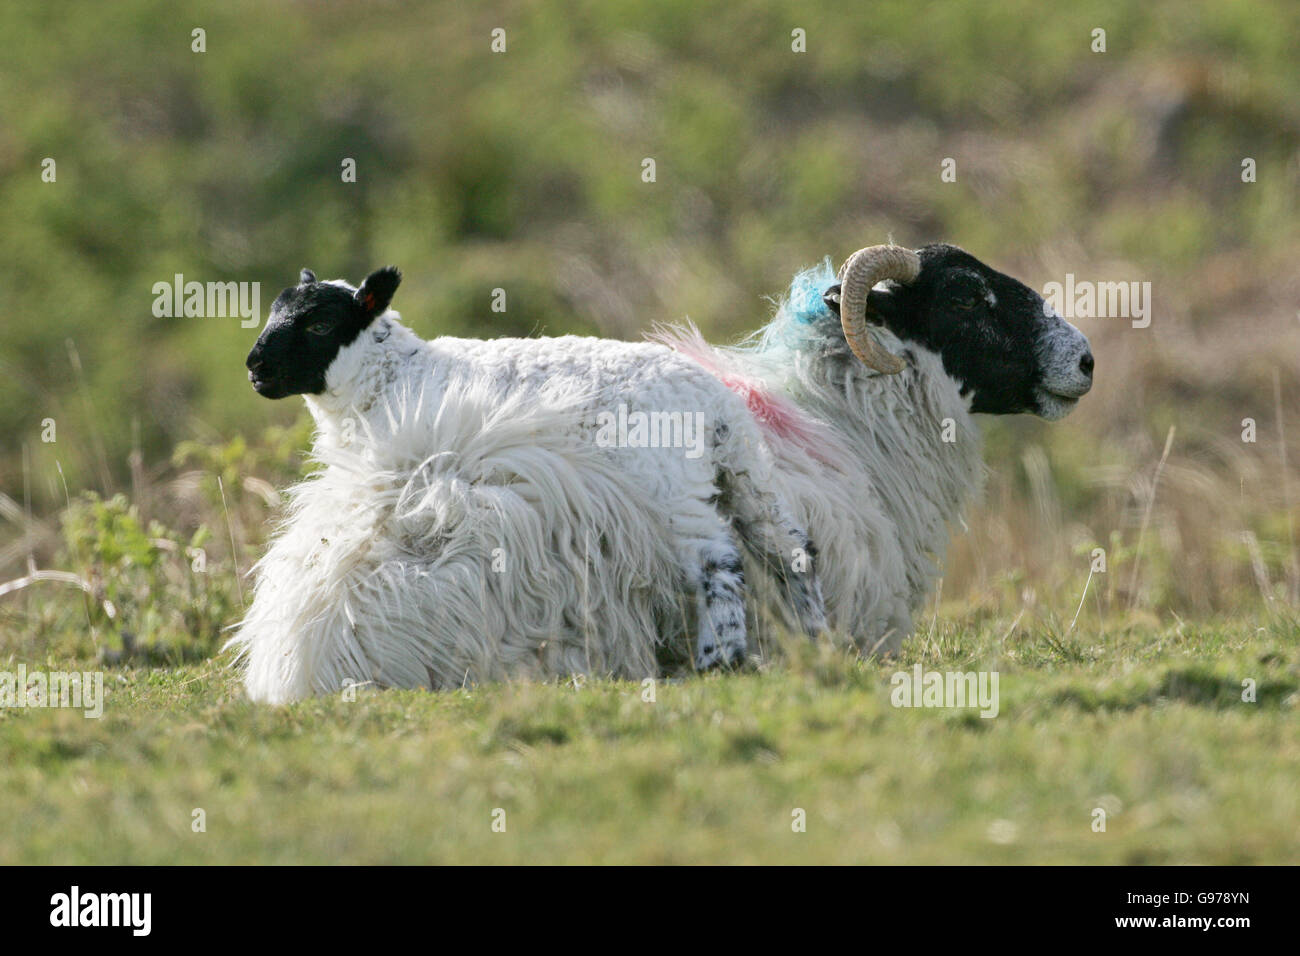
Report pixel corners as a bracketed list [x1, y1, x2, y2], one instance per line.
[648, 325, 846, 467]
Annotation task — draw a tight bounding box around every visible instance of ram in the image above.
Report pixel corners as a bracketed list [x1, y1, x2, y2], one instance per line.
[231, 245, 1092, 703]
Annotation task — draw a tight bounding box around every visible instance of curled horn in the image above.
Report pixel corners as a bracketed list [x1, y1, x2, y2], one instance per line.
[834, 245, 920, 374]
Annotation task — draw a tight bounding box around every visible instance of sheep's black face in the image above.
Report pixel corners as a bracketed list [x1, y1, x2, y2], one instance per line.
[864, 244, 1093, 420]
[246, 267, 401, 399]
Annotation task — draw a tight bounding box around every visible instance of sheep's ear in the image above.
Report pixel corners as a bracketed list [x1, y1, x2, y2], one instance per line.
[822, 283, 842, 315]
[356, 266, 401, 318]
[299, 268, 317, 285]
[865, 286, 902, 326]
[824, 282, 901, 326]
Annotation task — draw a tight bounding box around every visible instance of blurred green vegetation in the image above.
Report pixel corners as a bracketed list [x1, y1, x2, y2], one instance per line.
[2, 0, 1299, 631]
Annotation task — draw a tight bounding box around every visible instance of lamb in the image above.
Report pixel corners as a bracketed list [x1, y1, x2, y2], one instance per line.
[230, 245, 1092, 703]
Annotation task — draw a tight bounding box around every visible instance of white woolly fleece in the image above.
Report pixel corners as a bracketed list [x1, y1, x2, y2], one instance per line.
[228, 307, 983, 703]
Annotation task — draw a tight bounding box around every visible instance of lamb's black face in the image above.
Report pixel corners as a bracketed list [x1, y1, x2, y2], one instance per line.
[246, 266, 401, 399]
[857, 244, 1093, 419]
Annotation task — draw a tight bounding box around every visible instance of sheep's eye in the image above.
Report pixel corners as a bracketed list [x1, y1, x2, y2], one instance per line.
[307, 321, 332, 336]
[953, 295, 979, 311]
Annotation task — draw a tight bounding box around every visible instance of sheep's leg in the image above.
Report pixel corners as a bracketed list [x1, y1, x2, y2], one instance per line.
[776, 530, 828, 635]
[693, 535, 749, 670]
[726, 478, 827, 636]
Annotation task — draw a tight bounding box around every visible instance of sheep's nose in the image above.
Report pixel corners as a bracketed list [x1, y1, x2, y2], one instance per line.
[1079, 352, 1094, 377]
[246, 351, 262, 372]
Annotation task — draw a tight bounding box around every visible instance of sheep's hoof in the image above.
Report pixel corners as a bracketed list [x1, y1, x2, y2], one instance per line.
[695, 640, 748, 672]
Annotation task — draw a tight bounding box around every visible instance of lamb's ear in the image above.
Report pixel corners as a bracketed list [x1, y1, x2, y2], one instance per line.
[299, 268, 317, 285]
[356, 266, 402, 318]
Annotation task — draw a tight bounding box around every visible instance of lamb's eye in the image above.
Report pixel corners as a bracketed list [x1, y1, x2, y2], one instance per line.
[307, 322, 332, 336]
[953, 295, 979, 311]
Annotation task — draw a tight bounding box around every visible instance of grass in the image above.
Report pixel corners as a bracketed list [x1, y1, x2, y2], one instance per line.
[3, 612, 1296, 864]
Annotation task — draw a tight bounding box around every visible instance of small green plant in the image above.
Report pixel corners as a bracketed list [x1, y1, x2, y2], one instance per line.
[59, 492, 239, 663]
[173, 417, 315, 509]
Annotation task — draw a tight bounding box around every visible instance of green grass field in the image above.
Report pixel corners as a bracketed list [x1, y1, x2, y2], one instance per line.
[3, 613, 1295, 864]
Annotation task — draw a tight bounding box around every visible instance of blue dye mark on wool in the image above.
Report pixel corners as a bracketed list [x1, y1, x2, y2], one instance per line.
[745, 258, 838, 356]
[787, 258, 838, 324]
